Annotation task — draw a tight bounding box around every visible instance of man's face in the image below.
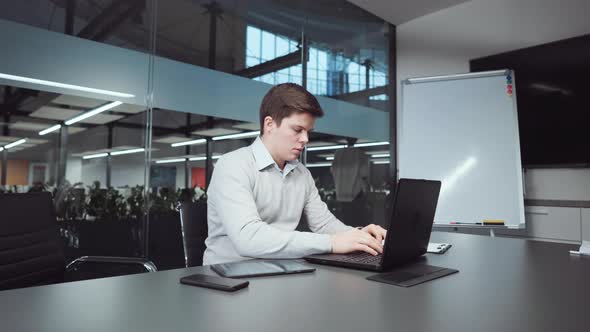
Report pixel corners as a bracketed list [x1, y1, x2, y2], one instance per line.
[264, 112, 315, 165]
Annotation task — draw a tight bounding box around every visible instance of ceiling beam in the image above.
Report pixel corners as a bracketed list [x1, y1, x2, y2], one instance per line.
[330, 85, 387, 102]
[234, 48, 306, 78]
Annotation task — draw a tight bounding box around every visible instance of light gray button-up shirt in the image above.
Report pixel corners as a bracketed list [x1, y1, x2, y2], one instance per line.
[203, 137, 352, 265]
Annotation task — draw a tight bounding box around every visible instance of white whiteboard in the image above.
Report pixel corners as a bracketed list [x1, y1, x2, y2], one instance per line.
[399, 70, 525, 228]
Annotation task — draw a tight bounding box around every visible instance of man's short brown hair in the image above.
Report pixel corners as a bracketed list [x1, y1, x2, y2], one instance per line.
[259, 83, 324, 136]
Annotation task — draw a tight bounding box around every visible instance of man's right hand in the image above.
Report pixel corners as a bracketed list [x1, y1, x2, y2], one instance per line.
[330, 228, 384, 256]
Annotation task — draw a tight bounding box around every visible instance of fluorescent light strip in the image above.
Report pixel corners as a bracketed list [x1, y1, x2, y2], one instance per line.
[353, 141, 389, 148]
[39, 124, 62, 136]
[0, 147, 3, 152]
[325, 156, 334, 160]
[65, 101, 123, 126]
[372, 160, 390, 165]
[212, 131, 259, 141]
[0, 73, 135, 98]
[83, 152, 109, 160]
[189, 155, 222, 161]
[110, 148, 145, 156]
[371, 153, 390, 158]
[156, 158, 187, 164]
[171, 138, 206, 147]
[4, 139, 27, 149]
[306, 163, 332, 168]
[306, 144, 347, 152]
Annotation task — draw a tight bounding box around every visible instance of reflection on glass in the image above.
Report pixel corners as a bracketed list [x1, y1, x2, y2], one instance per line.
[0, 83, 149, 263]
[0, 0, 152, 53]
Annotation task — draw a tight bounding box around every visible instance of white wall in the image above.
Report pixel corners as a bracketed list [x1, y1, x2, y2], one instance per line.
[397, 0, 590, 201]
[80, 158, 106, 187]
[111, 154, 146, 188]
[397, 0, 590, 85]
[65, 158, 82, 184]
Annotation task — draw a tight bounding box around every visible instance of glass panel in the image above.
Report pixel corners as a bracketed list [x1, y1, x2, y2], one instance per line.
[0, 85, 149, 262]
[147, 0, 392, 268]
[246, 25, 261, 62]
[0, 0, 151, 54]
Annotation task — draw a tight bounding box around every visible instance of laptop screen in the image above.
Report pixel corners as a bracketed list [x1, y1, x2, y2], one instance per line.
[380, 179, 441, 270]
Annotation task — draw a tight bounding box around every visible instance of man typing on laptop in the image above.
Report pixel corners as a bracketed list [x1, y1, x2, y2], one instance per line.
[203, 83, 387, 265]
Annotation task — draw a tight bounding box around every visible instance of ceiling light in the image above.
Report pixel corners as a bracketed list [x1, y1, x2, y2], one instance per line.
[371, 153, 390, 158]
[0, 73, 135, 98]
[306, 163, 332, 168]
[171, 138, 206, 147]
[39, 124, 62, 136]
[189, 154, 222, 161]
[306, 144, 347, 152]
[4, 139, 27, 149]
[156, 158, 187, 164]
[325, 156, 334, 160]
[212, 131, 259, 141]
[0, 147, 3, 152]
[372, 160, 390, 164]
[110, 148, 145, 156]
[353, 141, 389, 148]
[82, 152, 109, 159]
[65, 101, 123, 125]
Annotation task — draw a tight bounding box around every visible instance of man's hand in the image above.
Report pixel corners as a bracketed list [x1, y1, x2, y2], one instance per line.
[360, 224, 387, 243]
[330, 224, 387, 256]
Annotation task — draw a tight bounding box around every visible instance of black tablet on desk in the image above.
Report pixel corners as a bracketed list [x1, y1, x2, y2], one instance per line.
[210, 259, 315, 278]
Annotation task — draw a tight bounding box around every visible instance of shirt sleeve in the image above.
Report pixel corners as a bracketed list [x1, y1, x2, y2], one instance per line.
[302, 167, 354, 235]
[208, 157, 332, 259]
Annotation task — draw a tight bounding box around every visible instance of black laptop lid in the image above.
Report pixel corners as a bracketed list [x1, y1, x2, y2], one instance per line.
[381, 179, 441, 270]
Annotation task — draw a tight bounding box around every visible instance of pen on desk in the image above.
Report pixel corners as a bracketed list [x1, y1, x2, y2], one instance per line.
[449, 221, 483, 225]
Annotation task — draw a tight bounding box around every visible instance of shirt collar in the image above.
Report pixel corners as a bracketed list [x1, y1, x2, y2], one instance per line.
[251, 136, 300, 175]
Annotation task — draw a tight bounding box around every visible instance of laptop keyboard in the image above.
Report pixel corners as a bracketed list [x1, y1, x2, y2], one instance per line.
[331, 252, 383, 265]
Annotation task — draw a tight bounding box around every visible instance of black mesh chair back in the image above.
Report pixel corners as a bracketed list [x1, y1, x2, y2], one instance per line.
[0, 192, 66, 291]
[148, 212, 185, 270]
[179, 201, 208, 267]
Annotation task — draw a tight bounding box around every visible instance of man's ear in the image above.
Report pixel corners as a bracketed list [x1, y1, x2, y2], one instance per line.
[263, 116, 274, 135]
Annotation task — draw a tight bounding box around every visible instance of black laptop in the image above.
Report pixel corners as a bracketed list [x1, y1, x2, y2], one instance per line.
[305, 178, 441, 272]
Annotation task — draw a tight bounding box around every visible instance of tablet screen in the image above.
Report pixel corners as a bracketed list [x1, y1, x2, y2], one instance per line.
[210, 260, 315, 278]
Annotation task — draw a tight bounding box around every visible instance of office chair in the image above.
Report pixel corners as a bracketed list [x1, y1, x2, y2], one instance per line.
[0, 192, 157, 291]
[330, 147, 372, 227]
[147, 211, 186, 270]
[179, 200, 208, 267]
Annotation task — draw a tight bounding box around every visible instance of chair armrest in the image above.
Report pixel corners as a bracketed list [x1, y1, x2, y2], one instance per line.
[66, 256, 158, 273]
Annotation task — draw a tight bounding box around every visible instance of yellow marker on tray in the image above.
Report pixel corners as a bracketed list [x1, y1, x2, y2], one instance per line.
[483, 219, 505, 225]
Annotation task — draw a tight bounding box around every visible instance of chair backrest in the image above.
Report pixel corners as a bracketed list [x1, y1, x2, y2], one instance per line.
[179, 200, 207, 267]
[147, 212, 185, 270]
[0, 192, 66, 291]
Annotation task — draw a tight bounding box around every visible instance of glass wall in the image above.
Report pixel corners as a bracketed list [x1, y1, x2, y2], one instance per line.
[0, 0, 153, 263]
[0, 0, 152, 53]
[0, 0, 393, 272]
[150, 0, 393, 234]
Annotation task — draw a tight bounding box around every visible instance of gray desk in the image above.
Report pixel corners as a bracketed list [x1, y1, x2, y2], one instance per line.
[1, 232, 588, 332]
